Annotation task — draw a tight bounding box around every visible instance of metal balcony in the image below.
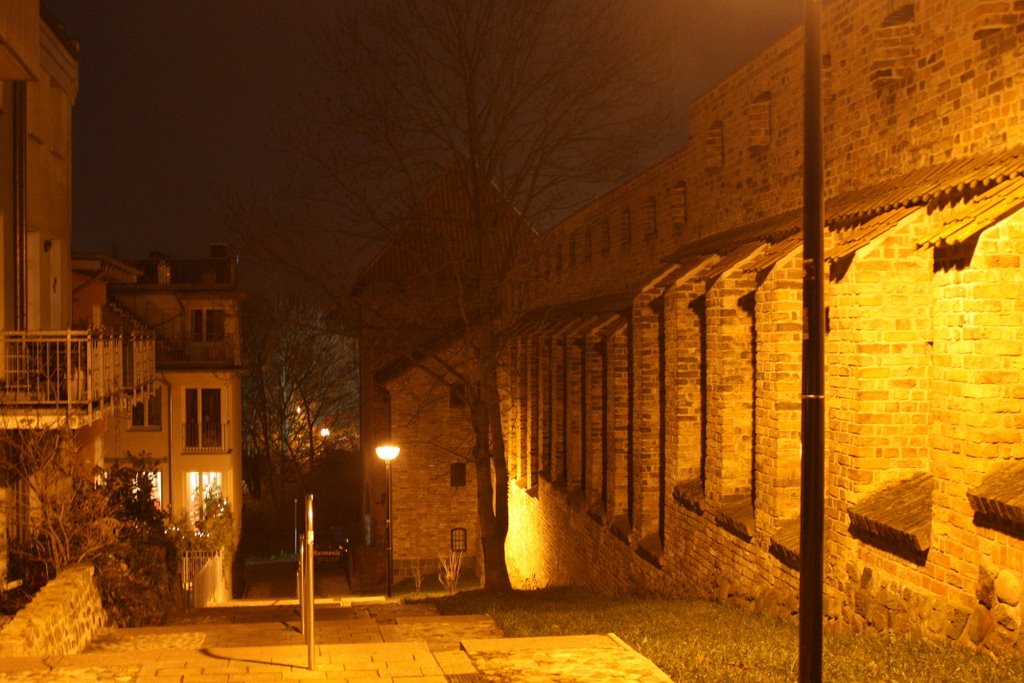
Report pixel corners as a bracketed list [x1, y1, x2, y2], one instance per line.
[0, 329, 156, 429]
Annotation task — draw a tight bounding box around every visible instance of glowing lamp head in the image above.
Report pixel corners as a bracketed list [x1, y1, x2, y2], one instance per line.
[376, 444, 400, 462]
[320, 427, 331, 438]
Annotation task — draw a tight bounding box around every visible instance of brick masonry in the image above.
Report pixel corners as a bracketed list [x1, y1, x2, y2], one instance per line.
[360, 0, 1024, 659]
[500, 0, 1024, 659]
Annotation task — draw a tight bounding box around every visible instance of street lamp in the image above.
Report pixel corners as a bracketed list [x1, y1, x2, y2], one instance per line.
[375, 444, 400, 598]
[800, 1, 825, 682]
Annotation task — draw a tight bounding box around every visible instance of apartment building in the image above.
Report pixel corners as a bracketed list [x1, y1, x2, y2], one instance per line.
[1, 1, 155, 581]
[84, 248, 244, 538]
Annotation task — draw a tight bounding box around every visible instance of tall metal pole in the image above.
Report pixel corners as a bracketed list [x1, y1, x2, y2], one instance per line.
[800, 0, 825, 682]
[384, 460, 393, 599]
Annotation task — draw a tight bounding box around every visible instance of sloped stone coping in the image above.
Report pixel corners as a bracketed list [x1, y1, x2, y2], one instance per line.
[672, 478, 706, 514]
[0, 563, 107, 657]
[715, 493, 755, 541]
[769, 517, 801, 570]
[968, 461, 1024, 539]
[586, 502, 608, 525]
[609, 514, 631, 545]
[848, 472, 932, 564]
[637, 533, 663, 569]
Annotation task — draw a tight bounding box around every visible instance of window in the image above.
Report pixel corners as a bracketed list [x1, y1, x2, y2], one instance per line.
[450, 462, 467, 487]
[187, 470, 222, 523]
[191, 309, 226, 342]
[620, 207, 632, 247]
[131, 470, 163, 509]
[644, 196, 658, 241]
[451, 527, 468, 552]
[184, 388, 222, 450]
[671, 181, 687, 234]
[131, 388, 162, 429]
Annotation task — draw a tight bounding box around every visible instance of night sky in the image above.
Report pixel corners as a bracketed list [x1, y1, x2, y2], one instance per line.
[44, 1, 802, 262]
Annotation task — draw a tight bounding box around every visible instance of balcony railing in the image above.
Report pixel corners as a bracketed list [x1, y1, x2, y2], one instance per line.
[0, 330, 156, 428]
[183, 421, 228, 452]
[130, 257, 237, 289]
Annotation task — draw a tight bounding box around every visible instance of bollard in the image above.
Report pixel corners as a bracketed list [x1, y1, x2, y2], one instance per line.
[297, 540, 305, 635]
[305, 494, 316, 671]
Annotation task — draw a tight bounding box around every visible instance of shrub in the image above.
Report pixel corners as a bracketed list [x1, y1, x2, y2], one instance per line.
[94, 462, 180, 627]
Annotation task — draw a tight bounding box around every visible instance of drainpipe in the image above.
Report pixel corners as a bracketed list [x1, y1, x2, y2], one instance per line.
[158, 373, 173, 514]
[13, 81, 27, 330]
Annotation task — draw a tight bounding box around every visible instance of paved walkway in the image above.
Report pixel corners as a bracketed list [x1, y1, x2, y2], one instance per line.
[0, 584, 672, 681]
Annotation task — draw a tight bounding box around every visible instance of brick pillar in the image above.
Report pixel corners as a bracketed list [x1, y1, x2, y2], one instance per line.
[551, 334, 567, 485]
[516, 338, 529, 485]
[566, 329, 585, 492]
[631, 290, 663, 545]
[527, 333, 540, 488]
[705, 269, 757, 506]
[538, 328, 552, 479]
[607, 323, 630, 522]
[585, 322, 610, 510]
[754, 248, 802, 524]
[667, 279, 707, 484]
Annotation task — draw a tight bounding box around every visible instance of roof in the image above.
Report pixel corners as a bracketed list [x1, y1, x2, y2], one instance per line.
[533, 145, 1024, 330]
[353, 156, 537, 296]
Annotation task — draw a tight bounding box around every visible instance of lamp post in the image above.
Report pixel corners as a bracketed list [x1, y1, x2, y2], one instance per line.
[800, 1, 825, 682]
[375, 444, 400, 599]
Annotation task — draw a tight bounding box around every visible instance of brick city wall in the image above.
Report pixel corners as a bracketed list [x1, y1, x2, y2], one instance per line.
[502, 0, 1024, 659]
[0, 564, 107, 657]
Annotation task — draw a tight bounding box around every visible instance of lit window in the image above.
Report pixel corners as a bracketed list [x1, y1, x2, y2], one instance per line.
[135, 470, 163, 508]
[187, 470, 223, 523]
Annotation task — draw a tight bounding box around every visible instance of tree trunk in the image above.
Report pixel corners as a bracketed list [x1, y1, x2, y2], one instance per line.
[471, 359, 512, 591]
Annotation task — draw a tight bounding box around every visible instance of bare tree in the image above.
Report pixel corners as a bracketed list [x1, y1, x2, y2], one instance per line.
[241, 295, 358, 509]
[234, 0, 677, 589]
[0, 426, 118, 581]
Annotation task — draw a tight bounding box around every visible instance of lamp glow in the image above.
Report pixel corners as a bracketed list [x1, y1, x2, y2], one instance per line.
[375, 444, 400, 461]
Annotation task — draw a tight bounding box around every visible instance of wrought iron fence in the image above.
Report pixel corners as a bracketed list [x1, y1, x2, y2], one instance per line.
[180, 550, 224, 609]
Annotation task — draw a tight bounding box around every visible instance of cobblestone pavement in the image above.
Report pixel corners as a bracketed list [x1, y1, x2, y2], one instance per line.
[0, 567, 673, 681]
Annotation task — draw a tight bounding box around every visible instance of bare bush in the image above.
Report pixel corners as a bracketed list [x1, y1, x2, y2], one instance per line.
[438, 551, 464, 595]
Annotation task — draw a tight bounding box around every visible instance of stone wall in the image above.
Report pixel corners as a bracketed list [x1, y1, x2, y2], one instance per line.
[358, 0, 1024, 658]
[0, 564, 107, 657]
[500, 0, 1024, 660]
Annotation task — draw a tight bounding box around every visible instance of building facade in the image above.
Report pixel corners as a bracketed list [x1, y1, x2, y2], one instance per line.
[360, 0, 1024, 657]
[1, 2, 155, 582]
[89, 249, 245, 539]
